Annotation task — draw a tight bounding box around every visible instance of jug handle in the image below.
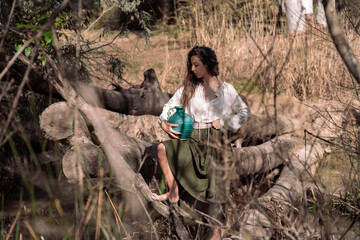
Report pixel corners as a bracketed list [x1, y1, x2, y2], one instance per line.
[168, 107, 176, 118]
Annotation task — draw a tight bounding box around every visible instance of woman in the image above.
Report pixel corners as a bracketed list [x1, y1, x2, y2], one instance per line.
[152, 46, 250, 238]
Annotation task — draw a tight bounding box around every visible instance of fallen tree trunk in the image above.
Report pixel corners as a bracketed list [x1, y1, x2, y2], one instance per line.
[239, 143, 324, 239]
[234, 115, 301, 147]
[39, 101, 160, 177]
[233, 136, 299, 176]
[74, 68, 171, 115]
[39, 101, 302, 182]
[6, 55, 172, 115]
[62, 134, 110, 183]
[45, 56, 172, 220]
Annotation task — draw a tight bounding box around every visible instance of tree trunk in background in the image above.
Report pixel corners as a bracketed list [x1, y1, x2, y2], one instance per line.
[323, 0, 360, 84]
[159, 0, 171, 24]
[286, 0, 306, 34]
[302, 0, 314, 14]
[286, 0, 331, 34]
[316, 0, 327, 26]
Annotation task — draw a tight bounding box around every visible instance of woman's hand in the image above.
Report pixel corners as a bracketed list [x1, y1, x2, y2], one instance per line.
[161, 120, 181, 139]
[212, 119, 221, 129]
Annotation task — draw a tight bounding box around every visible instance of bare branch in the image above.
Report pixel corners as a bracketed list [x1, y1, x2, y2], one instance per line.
[0, 0, 16, 51]
[323, 0, 360, 83]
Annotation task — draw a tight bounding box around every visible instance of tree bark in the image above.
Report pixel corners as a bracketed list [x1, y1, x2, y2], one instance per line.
[44, 57, 171, 219]
[5, 56, 172, 116]
[234, 136, 299, 176]
[232, 114, 299, 147]
[323, 0, 360, 84]
[239, 143, 324, 239]
[74, 69, 171, 116]
[285, 0, 306, 34]
[62, 134, 110, 183]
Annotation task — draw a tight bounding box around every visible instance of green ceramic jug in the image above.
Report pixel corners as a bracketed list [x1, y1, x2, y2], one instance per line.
[167, 106, 194, 140]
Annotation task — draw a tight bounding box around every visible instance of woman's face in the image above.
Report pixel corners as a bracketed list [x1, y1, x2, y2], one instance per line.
[190, 55, 209, 79]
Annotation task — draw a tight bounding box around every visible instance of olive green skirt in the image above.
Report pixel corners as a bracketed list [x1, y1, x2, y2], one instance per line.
[163, 127, 226, 204]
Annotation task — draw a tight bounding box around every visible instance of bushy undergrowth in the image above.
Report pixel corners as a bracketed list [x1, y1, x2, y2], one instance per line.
[2, 0, 360, 239]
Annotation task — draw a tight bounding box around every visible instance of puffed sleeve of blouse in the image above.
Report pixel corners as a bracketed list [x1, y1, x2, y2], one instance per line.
[158, 86, 184, 125]
[220, 84, 251, 131]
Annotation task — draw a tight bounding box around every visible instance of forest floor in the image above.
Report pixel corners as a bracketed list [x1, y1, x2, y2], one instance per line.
[2, 27, 360, 239]
[83, 27, 360, 238]
[78, 28, 360, 238]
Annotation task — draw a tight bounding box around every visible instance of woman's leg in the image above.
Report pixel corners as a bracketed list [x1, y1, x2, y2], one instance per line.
[151, 143, 179, 203]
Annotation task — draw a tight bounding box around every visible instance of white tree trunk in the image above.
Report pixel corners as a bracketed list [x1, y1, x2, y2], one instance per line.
[316, 0, 327, 26]
[286, 0, 316, 34]
[302, 0, 313, 15]
[286, 0, 305, 34]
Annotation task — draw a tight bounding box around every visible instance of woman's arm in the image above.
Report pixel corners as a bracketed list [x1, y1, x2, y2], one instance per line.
[158, 86, 184, 125]
[220, 85, 251, 131]
[158, 86, 184, 139]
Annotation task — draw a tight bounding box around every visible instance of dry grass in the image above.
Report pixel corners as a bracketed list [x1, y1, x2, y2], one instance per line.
[3, 2, 360, 239]
[80, 20, 359, 107]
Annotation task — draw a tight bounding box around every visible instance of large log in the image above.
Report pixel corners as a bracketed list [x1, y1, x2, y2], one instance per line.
[234, 115, 300, 147]
[40, 101, 301, 186]
[40, 101, 90, 140]
[39, 101, 159, 173]
[233, 136, 299, 176]
[44, 57, 172, 220]
[239, 143, 324, 239]
[6, 55, 172, 115]
[62, 134, 110, 183]
[74, 69, 171, 115]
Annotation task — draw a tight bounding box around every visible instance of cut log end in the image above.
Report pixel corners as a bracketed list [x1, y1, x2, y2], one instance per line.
[40, 102, 89, 140]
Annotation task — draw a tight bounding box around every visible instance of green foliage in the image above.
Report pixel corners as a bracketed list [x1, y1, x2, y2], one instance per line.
[8, 4, 68, 67]
[100, 0, 142, 13]
[108, 57, 129, 79]
[17, 0, 61, 14]
[232, 79, 263, 93]
[138, 10, 153, 44]
[4, 0, 152, 71]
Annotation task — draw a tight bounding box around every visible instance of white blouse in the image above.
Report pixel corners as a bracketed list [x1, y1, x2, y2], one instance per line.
[158, 82, 251, 131]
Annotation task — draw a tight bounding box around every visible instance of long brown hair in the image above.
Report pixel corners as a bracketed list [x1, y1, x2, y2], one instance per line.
[180, 46, 219, 107]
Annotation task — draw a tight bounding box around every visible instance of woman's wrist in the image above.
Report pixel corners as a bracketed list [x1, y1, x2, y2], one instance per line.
[160, 120, 167, 130]
[211, 119, 221, 129]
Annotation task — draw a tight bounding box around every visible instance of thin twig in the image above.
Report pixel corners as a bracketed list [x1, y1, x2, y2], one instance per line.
[24, 221, 38, 240]
[104, 190, 130, 239]
[95, 170, 103, 240]
[304, 129, 360, 155]
[5, 207, 21, 240]
[0, 0, 16, 52]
